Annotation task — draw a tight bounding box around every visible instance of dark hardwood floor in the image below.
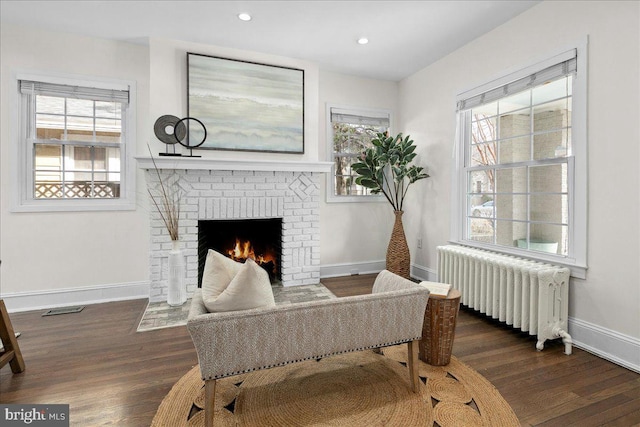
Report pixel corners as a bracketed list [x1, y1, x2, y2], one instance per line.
[1, 274, 638, 426]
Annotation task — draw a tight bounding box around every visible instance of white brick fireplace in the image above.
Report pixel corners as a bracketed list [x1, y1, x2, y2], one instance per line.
[137, 157, 332, 302]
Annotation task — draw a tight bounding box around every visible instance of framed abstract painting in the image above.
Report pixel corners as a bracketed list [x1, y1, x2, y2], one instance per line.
[187, 52, 304, 154]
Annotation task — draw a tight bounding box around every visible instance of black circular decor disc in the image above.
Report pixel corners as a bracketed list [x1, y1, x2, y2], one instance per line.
[154, 115, 187, 145]
[174, 117, 207, 149]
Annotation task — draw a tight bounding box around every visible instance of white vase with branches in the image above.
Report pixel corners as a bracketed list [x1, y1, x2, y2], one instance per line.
[147, 150, 187, 306]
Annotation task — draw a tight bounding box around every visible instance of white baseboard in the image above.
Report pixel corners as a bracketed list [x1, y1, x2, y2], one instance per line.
[320, 260, 438, 282]
[568, 317, 640, 374]
[320, 261, 439, 282]
[1, 260, 435, 311]
[1, 281, 150, 313]
[320, 260, 386, 278]
[410, 263, 438, 282]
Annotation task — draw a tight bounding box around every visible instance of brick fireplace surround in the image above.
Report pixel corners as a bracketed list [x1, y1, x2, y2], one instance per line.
[137, 157, 332, 303]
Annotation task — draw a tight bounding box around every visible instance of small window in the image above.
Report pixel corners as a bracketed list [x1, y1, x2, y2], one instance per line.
[327, 105, 391, 202]
[14, 75, 135, 211]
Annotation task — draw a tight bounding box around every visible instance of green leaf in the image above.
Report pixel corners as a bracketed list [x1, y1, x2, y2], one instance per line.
[356, 177, 379, 189]
[403, 145, 416, 156]
[351, 161, 367, 171]
[355, 167, 373, 178]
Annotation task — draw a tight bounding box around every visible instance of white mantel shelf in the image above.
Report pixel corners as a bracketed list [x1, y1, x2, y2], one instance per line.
[135, 156, 333, 173]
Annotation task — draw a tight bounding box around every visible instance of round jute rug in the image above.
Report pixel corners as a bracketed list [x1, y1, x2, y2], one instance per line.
[152, 344, 518, 426]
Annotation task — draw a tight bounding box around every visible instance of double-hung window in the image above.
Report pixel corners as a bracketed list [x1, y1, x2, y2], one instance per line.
[327, 105, 390, 202]
[14, 74, 136, 211]
[453, 46, 587, 276]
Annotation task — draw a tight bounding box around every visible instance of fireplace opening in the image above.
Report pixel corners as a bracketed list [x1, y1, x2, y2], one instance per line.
[198, 218, 282, 286]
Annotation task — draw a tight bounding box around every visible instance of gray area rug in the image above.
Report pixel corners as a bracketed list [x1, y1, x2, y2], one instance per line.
[137, 283, 336, 332]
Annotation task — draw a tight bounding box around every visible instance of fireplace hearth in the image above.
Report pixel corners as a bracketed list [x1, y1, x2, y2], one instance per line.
[198, 218, 283, 285]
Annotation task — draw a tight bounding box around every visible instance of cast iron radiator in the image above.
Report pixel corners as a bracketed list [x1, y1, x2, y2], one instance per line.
[437, 245, 572, 354]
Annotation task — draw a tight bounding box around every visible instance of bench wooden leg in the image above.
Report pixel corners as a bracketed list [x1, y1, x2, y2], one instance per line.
[0, 299, 25, 374]
[407, 339, 420, 393]
[204, 379, 216, 427]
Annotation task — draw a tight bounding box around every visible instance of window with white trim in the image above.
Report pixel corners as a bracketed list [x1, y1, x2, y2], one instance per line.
[327, 105, 390, 201]
[14, 75, 136, 211]
[454, 47, 587, 274]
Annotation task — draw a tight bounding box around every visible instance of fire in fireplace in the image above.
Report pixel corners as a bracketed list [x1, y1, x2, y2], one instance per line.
[227, 237, 278, 277]
[198, 218, 283, 285]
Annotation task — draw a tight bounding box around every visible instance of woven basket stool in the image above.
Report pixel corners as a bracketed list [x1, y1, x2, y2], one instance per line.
[419, 289, 461, 366]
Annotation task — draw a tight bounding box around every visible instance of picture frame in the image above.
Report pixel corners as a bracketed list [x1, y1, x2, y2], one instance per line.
[187, 52, 305, 154]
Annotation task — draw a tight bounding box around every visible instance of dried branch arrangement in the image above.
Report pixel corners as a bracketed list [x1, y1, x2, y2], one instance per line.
[147, 147, 182, 241]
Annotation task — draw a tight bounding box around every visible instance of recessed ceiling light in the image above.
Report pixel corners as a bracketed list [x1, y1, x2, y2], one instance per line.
[238, 13, 252, 21]
[357, 37, 369, 45]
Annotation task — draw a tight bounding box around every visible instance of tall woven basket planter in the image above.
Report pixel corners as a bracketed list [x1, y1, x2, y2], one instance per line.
[386, 210, 411, 279]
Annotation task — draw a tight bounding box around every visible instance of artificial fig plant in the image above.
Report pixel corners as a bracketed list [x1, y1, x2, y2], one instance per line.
[352, 132, 429, 211]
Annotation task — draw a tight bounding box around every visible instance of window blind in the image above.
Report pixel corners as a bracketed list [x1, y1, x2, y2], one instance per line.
[330, 107, 390, 127]
[19, 80, 130, 104]
[457, 50, 577, 112]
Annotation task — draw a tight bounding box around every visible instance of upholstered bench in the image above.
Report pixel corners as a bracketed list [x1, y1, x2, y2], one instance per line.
[187, 269, 430, 427]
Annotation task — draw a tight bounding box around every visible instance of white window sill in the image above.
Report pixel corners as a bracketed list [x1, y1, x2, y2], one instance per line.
[11, 198, 136, 213]
[450, 240, 588, 280]
[325, 194, 387, 204]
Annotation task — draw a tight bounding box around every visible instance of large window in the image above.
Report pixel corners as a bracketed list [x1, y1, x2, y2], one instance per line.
[13, 75, 136, 211]
[454, 47, 587, 276]
[327, 105, 390, 202]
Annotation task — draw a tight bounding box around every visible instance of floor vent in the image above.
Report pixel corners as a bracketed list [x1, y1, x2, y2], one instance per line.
[42, 306, 85, 317]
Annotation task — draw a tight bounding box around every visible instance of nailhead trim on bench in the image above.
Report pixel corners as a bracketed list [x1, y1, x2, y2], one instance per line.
[204, 337, 422, 380]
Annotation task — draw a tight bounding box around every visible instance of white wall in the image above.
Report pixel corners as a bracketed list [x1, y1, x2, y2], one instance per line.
[318, 70, 399, 274]
[0, 24, 151, 308]
[398, 1, 640, 369]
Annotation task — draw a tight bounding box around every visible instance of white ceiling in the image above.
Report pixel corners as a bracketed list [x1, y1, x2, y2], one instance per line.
[0, 1, 540, 81]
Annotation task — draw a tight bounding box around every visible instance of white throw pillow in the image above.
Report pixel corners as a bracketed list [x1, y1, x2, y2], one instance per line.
[201, 249, 241, 303]
[203, 256, 276, 313]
